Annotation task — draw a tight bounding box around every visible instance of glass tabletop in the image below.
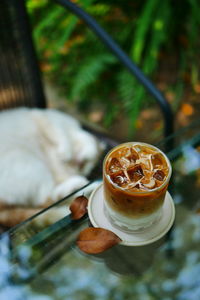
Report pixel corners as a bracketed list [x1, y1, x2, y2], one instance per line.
[1, 119, 200, 300]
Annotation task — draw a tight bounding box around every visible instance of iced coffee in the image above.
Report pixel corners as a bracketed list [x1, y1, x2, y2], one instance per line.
[103, 142, 172, 231]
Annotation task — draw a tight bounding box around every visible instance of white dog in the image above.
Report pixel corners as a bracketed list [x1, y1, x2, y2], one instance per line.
[0, 107, 103, 226]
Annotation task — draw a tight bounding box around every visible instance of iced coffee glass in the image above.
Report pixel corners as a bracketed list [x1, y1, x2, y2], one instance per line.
[103, 142, 172, 232]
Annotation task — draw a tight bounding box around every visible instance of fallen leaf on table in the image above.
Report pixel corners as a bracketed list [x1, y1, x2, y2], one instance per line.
[77, 227, 121, 254]
[69, 195, 88, 220]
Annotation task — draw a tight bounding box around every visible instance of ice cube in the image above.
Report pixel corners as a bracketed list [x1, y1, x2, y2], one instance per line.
[141, 177, 156, 189]
[142, 147, 157, 156]
[118, 147, 131, 158]
[127, 165, 144, 182]
[151, 153, 164, 169]
[127, 147, 139, 163]
[110, 171, 128, 187]
[120, 157, 130, 169]
[108, 157, 122, 173]
[153, 170, 165, 181]
[133, 145, 143, 153]
[134, 183, 140, 189]
[139, 158, 152, 170]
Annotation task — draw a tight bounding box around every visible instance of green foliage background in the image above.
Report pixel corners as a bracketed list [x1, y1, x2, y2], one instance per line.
[27, 0, 200, 132]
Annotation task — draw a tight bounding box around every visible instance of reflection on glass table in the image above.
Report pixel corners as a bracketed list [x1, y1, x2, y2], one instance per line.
[1, 119, 200, 300]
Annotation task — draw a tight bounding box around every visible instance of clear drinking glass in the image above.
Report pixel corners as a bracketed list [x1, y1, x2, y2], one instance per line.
[103, 142, 172, 232]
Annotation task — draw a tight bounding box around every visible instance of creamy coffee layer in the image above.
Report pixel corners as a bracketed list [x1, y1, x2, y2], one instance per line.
[105, 144, 169, 192]
[104, 199, 163, 231]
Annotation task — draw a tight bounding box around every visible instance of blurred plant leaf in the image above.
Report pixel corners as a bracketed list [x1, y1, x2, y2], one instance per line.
[70, 54, 117, 100]
[34, 6, 64, 40]
[131, 0, 160, 64]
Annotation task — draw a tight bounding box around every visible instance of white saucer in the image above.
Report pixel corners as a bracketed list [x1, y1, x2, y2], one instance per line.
[88, 183, 175, 246]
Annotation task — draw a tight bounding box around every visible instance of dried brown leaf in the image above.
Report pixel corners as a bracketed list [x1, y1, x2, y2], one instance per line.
[77, 227, 121, 254]
[69, 195, 88, 220]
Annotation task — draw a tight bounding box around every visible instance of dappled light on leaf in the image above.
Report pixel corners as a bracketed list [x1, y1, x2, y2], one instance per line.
[77, 227, 121, 254]
[69, 195, 88, 220]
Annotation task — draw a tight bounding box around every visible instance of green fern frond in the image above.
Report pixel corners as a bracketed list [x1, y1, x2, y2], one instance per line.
[117, 71, 136, 110]
[103, 103, 119, 128]
[55, 16, 78, 51]
[117, 71, 145, 134]
[34, 6, 63, 40]
[128, 86, 145, 131]
[70, 54, 116, 100]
